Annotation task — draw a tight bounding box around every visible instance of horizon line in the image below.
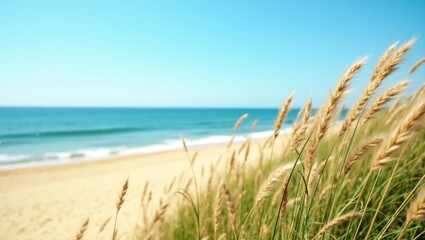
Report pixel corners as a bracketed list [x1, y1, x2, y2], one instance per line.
[0, 105, 307, 110]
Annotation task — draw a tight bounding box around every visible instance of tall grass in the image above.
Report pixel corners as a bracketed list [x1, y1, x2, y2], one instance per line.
[76, 40, 425, 239]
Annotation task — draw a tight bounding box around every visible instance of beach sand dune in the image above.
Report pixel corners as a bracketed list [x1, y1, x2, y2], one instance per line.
[0, 135, 287, 239]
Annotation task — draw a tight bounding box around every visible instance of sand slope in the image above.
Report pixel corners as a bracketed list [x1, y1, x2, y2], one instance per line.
[0, 135, 287, 240]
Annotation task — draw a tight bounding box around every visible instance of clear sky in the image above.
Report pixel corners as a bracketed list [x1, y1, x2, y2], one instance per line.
[0, 1, 424, 108]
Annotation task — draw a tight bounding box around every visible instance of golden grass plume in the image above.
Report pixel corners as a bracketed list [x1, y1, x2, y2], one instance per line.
[313, 211, 363, 239]
[117, 178, 129, 211]
[362, 80, 409, 125]
[292, 96, 312, 150]
[344, 137, 383, 174]
[274, 93, 294, 139]
[255, 161, 297, 206]
[409, 57, 425, 75]
[406, 186, 425, 223]
[75, 218, 89, 240]
[234, 113, 248, 131]
[340, 39, 415, 135]
[372, 101, 425, 170]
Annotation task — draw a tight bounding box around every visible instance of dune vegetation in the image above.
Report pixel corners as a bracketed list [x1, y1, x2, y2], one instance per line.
[76, 40, 425, 240]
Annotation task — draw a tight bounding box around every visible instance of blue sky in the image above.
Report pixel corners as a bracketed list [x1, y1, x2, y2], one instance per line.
[0, 1, 424, 108]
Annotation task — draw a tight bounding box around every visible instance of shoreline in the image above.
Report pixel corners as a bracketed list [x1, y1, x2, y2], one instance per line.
[0, 128, 288, 171]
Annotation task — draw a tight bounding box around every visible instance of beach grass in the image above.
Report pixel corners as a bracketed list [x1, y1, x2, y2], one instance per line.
[78, 40, 425, 239]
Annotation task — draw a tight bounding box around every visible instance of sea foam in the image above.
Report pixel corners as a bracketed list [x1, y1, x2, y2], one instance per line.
[0, 128, 292, 170]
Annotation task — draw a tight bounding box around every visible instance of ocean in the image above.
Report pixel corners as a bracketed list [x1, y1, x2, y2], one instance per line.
[0, 107, 311, 169]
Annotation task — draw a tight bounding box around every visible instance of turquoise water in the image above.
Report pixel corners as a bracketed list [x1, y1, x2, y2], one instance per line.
[0, 107, 310, 168]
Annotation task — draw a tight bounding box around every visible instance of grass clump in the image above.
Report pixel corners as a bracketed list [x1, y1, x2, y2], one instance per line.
[75, 39, 425, 239]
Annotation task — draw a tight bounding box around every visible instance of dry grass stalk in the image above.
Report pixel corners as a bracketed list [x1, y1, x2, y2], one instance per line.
[333, 103, 346, 122]
[244, 138, 251, 162]
[240, 231, 247, 240]
[274, 93, 294, 139]
[305, 132, 319, 173]
[372, 101, 425, 170]
[267, 135, 276, 148]
[319, 57, 366, 138]
[291, 105, 306, 140]
[217, 233, 226, 240]
[216, 154, 223, 168]
[371, 41, 398, 83]
[271, 184, 283, 205]
[261, 224, 269, 238]
[344, 137, 383, 174]
[255, 172, 262, 189]
[291, 121, 302, 143]
[228, 151, 236, 173]
[227, 136, 235, 149]
[263, 135, 273, 149]
[184, 178, 193, 192]
[279, 189, 289, 218]
[143, 232, 154, 240]
[214, 182, 225, 236]
[377, 38, 415, 83]
[75, 218, 89, 240]
[181, 138, 188, 154]
[398, 186, 425, 240]
[406, 186, 425, 222]
[362, 81, 409, 124]
[117, 178, 129, 211]
[292, 97, 312, 150]
[385, 103, 407, 126]
[251, 119, 258, 132]
[388, 95, 404, 112]
[254, 161, 297, 206]
[141, 181, 149, 203]
[409, 83, 425, 101]
[210, 163, 215, 174]
[340, 40, 414, 135]
[409, 57, 425, 75]
[234, 113, 248, 131]
[307, 58, 366, 170]
[221, 182, 237, 233]
[307, 161, 326, 200]
[298, 102, 308, 118]
[147, 191, 152, 204]
[238, 140, 248, 154]
[319, 185, 332, 199]
[313, 211, 363, 239]
[271, 178, 289, 206]
[166, 178, 176, 194]
[151, 203, 169, 227]
[142, 192, 152, 229]
[98, 217, 111, 233]
[206, 174, 213, 196]
[191, 150, 199, 165]
[388, 95, 403, 113]
[236, 170, 243, 187]
[112, 229, 118, 240]
[201, 235, 209, 240]
[287, 197, 301, 208]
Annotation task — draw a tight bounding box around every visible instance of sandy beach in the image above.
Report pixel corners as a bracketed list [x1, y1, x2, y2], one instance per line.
[0, 135, 287, 240]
